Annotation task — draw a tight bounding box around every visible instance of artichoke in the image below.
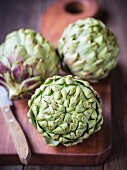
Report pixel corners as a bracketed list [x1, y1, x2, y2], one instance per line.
[0, 29, 59, 99]
[28, 75, 103, 146]
[58, 18, 119, 82]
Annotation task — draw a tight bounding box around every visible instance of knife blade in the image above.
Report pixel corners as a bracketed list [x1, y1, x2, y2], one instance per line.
[0, 86, 31, 165]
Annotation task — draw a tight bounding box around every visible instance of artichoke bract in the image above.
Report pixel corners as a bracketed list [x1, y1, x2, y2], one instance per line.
[58, 18, 119, 82]
[0, 29, 59, 99]
[28, 75, 103, 146]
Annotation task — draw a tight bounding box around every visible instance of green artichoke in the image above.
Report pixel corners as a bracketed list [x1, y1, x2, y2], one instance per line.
[58, 18, 119, 82]
[28, 75, 103, 146]
[0, 29, 59, 99]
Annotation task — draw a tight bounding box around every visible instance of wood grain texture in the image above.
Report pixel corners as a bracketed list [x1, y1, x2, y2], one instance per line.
[102, 0, 127, 169]
[0, 77, 112, 165]
[0, 166, 22, 170]
[0, 0, 127, 169]
[0, 0, 111, 166]
[0, 105, 31, 165]
[0, 0, 42, 44]
[0, 0, 43, 169]
[24, 165, 103, 170]
[41, 0, 100, 46]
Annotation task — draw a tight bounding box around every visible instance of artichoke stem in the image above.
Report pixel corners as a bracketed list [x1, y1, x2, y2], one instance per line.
[8, 85, 21, 100]
[4, 72, 21, 100]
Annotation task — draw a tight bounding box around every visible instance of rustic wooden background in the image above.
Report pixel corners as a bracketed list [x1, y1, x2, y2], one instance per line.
[0, 0, 127, 169]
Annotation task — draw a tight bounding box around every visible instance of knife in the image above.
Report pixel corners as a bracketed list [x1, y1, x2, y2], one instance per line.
[0, 86, 31, 165]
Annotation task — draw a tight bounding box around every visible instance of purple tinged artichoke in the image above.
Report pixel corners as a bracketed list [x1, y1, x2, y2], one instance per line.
[0, 29, 59, 99]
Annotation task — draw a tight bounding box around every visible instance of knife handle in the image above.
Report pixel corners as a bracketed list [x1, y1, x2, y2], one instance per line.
[1, 105, 31, 165]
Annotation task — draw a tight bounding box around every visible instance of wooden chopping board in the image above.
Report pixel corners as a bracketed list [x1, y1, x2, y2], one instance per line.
[41, 0, 100, 46]
[0, 78, 112, 165]
[0, 0, 112, 165]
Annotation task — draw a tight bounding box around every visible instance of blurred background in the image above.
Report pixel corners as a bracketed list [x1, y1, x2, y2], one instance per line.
[0, 0, 127, 169]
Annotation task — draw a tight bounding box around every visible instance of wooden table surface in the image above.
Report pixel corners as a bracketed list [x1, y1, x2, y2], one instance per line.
[0, 0, 127, 170]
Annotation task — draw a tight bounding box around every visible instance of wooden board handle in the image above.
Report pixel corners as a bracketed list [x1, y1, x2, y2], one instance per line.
[1, 106, 31, 165]
[41, 0, 100, 46]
